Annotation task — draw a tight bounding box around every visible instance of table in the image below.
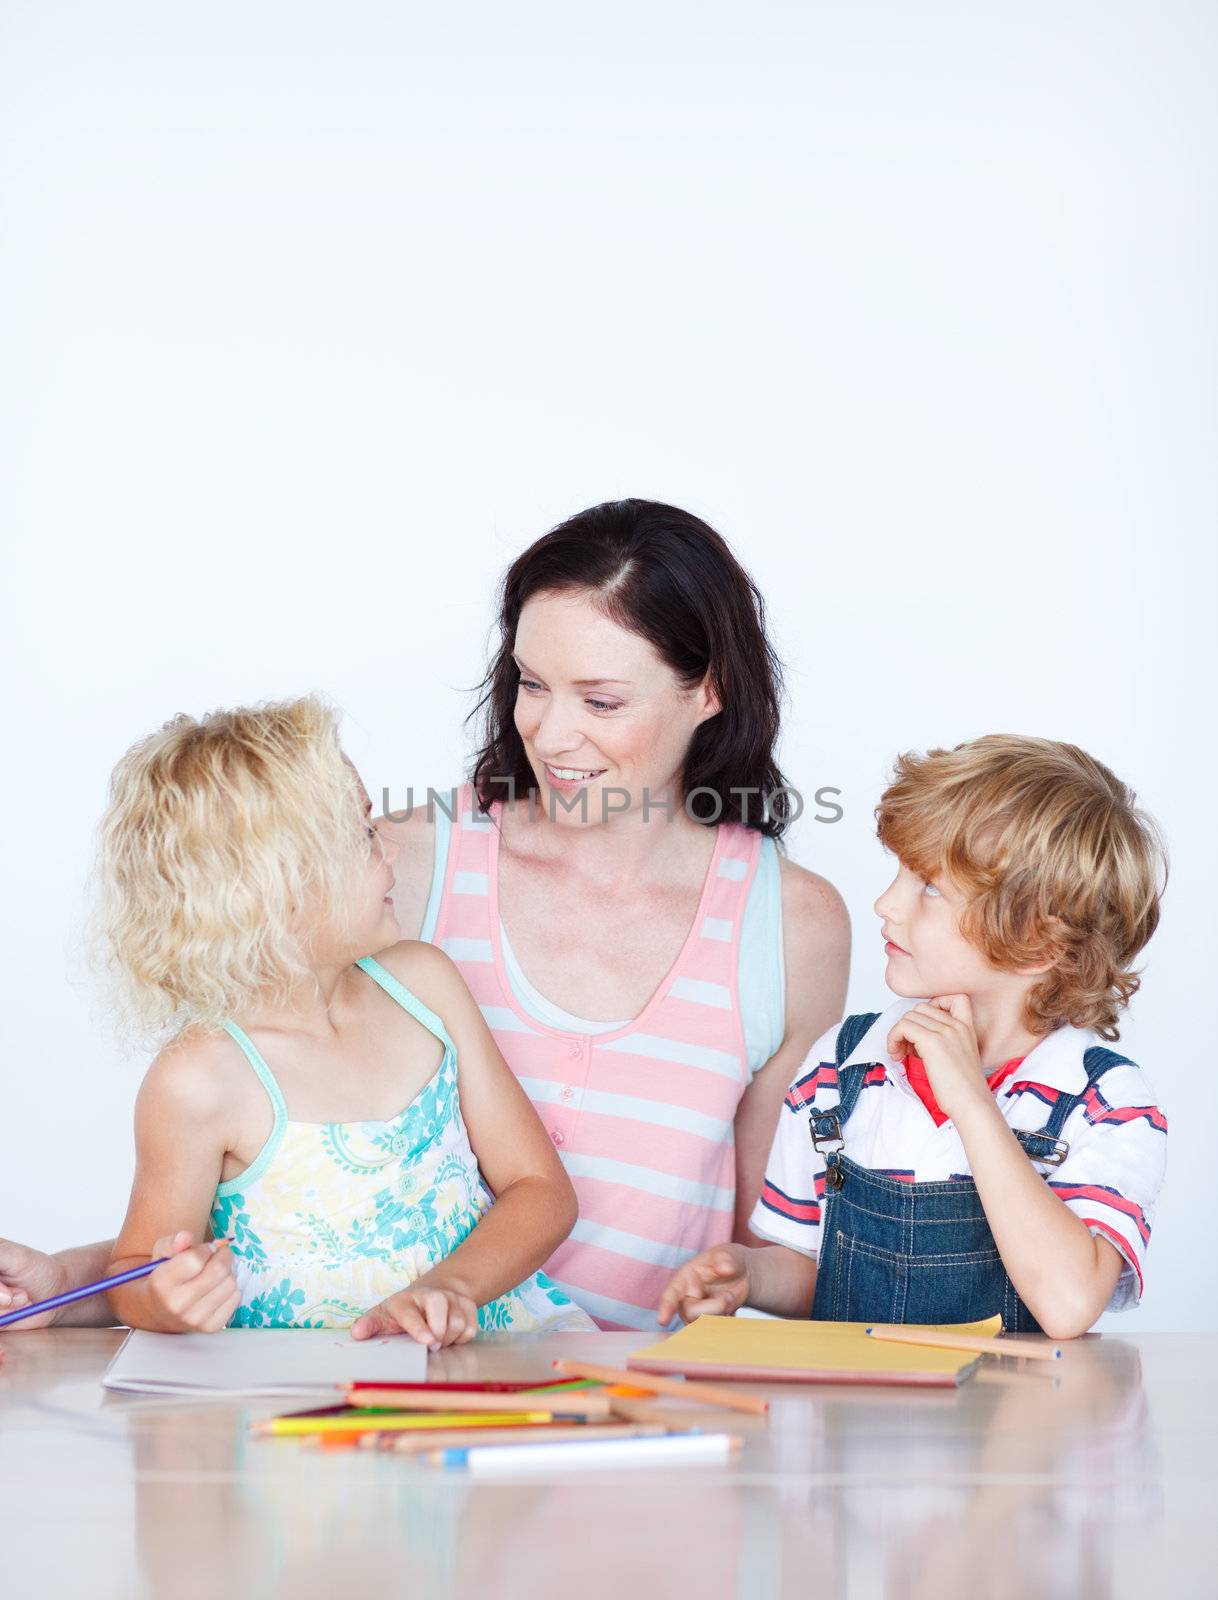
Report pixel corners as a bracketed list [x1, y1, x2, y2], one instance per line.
[1, 1328, 1213, 1599]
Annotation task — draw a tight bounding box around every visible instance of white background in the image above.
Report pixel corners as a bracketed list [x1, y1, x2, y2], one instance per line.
[1, 3, 1213, 1331]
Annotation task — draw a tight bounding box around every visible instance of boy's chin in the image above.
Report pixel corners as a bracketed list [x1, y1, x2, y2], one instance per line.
[883, 962, 925, 999]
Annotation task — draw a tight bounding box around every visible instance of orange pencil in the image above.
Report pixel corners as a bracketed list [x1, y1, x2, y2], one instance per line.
[552, 1359, 768, 1416]
[864, 1327, 1063, 1362]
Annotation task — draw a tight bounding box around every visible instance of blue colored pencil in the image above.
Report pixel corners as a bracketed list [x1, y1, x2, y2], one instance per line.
[0, 1257, 171, 1328]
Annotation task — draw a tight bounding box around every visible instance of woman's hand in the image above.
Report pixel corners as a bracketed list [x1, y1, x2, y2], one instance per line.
[351, 1285, 479, 1349]
[886, 995, 989, 1123]
[137, 1233, 240, 1333]
[0, 1238, 68, 1327]
[657, 1244, 750, 1326]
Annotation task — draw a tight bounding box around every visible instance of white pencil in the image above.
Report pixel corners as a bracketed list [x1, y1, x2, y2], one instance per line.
[438, 1432, 743, 1474]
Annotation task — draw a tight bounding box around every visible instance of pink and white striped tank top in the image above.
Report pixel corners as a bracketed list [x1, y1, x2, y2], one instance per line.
[430, 784, 762, 1330]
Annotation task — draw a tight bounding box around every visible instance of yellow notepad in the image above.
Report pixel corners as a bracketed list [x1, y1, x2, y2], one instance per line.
[628, 1315, 1002, 1388]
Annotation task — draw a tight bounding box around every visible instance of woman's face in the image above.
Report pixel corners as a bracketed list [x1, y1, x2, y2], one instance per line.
[512, 589, 719, 827]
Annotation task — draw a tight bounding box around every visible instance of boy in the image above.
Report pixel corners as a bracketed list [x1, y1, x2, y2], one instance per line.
[657, 735, 1168, 1338]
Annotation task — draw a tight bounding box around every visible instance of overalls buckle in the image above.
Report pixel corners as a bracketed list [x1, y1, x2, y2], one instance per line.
[1037, 1138, 1070, 1167]
[809, 1109, 843, 1152]
[809, 1109, 846, 1187]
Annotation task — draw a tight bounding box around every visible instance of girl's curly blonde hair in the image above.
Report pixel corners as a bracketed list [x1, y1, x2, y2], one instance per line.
[875, 734, 1167, 1041]
[95, 695, 372, 1037]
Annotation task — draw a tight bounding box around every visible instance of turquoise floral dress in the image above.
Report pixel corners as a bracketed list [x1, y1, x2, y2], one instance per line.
[208, 956, 595, 1333]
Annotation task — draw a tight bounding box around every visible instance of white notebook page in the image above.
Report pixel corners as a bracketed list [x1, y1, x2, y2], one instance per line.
[103, 1327, 429, 1395]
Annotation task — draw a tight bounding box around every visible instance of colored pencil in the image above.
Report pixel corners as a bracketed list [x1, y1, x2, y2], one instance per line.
[553, 1359, 769, 1415]
[864, 1327, 1063, 1361]
[254, 1410, 555, 1437]
[436, 1432, 743, 1473]
[385, 1423, 670, 1456]
[0, 1258, 171, 1329]
[606, 1395, 715, 1429]
[0, 1238, 236, 1329]
[337, 1386, 612, 1418]
[345, 1378, 599, 1399]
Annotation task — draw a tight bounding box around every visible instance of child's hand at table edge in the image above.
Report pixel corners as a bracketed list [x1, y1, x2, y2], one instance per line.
[138, 1233, 240, 1333]
[351, 1286, 479, 1350]
[657, 1244, 750, 1326]
[0, 1236, 68, 1327]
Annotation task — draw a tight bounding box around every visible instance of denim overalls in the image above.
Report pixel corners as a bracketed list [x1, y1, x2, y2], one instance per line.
[807, 1012, 1134, 1331]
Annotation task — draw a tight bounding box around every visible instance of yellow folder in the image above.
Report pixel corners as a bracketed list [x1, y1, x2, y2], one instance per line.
[628, 1315, 1003, 1387]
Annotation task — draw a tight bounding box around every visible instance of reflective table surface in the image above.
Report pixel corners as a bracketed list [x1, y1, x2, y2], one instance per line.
[1, 1328, 1211, 1598]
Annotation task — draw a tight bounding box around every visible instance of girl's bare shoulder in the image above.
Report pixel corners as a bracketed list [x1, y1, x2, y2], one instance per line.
[137, 1023, 253, 1125]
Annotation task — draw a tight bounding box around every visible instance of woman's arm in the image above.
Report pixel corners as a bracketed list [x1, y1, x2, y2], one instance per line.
[352, 942, 577, 1344]
[732, 861, 850, 1242]
[107, 1034, 243, 1333]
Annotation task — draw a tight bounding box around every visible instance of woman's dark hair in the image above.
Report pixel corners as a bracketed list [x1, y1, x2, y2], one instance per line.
[468, 498, 791, 837]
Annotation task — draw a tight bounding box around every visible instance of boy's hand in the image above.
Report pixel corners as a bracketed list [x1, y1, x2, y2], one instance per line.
[351, 1286, 479, 1350]
[0, 1238, 68, 1328]
[886, 995, 990, 1121]
[656, 1245, 750, 1326]
[143, 1233, 241, 1333]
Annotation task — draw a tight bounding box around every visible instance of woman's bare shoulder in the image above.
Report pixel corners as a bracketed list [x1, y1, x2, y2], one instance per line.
[363, 934, 464, 1011]
[778, 853, 851, 964]
[376, 795, 443, 940]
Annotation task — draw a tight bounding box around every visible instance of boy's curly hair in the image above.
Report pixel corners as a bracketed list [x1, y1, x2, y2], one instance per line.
[875, 734, 1167, 1041]
[94, 695, 372, 1038]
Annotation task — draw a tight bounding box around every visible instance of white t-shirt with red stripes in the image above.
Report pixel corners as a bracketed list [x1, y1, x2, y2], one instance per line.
[749, 999, 1167, 1311]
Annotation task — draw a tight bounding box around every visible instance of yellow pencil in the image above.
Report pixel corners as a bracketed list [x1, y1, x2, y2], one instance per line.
[864, 1327, 1063, 1362]
[254, 1410, 555, 1437]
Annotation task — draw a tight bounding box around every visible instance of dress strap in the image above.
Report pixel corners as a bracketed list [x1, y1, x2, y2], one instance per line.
[356, 956, 458, 1055]
[222, 1021, 289, 1121]
[218, 1021, 289, 1195]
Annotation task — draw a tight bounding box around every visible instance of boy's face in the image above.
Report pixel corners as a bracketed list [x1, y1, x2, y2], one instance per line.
[873, 859, 1012, 1003]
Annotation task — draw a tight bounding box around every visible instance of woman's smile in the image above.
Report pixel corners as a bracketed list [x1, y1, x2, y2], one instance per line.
[541, 761, 609, 791]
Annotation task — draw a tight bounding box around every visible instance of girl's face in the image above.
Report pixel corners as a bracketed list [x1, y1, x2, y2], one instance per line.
[307, 761, 400, 965]
[873, 860, 999, 1001]
[512, 590, 719, 827]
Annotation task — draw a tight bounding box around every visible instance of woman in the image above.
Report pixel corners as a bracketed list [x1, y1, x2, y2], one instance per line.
[0, 499, 849, 1330]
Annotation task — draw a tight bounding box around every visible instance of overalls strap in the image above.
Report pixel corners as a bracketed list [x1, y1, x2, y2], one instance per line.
[835, 1012, 881, 1069]
[807, 1013, 881, 1178]
[1012, 1043, 1135, 1165]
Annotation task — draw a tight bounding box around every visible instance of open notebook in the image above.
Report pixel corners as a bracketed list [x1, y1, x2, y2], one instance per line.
[628, 1315, 1003, 1387]
[103, 1328, 428, 1396]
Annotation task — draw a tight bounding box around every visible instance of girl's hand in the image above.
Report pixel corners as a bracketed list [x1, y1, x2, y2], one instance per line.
[351, 1286, 479, 1350]
[142, 1233, 241, 1333]
[0, 1238, 67, 1328]
[886, 995, 988, 1122]
[657, 1245, 750, 1326]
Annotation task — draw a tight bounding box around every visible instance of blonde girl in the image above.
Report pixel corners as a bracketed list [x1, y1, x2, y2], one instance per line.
[100, 696, 593, 1345]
